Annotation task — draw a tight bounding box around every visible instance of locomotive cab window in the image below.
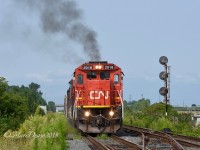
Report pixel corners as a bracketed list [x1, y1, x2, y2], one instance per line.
[114, 74, 119, 83]
[77, 74, 83, 84]
[68, 80, 72, 88]
[100, 72, 110, 79]
[87, 72, 97, 79]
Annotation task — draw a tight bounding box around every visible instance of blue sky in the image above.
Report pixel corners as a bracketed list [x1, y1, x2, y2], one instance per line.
[0, 0, 200, 106]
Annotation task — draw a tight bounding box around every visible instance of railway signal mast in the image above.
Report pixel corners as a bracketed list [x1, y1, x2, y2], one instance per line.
[159, 56, 170, 117]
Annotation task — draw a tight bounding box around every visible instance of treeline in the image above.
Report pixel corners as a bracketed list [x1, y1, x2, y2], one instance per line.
[0, 77, 46, 135]
[124, 98, 151, 111]
[123, 98, 200, 137]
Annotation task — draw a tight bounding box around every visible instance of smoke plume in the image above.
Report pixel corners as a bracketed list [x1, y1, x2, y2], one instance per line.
[18, 0, 101, 61]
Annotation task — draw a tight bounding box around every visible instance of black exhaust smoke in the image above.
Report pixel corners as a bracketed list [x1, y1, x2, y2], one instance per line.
[18, 0, 101, 61]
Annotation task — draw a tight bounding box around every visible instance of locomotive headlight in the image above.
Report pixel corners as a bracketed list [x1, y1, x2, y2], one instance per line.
[109, 110, 114, 117]
[95, 65, 99, 69]
[95, 65, 102, 69]
[85, 111, 90, 117]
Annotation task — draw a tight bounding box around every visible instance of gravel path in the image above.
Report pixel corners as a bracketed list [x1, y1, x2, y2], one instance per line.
[66, 129, 200, 150]
[67, 139, 91, 150]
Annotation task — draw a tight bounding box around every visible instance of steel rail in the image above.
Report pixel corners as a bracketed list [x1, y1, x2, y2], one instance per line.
[105, 144, 117, 150]
[85, 135, 109, 150]
[171, 134, 200, 142]
[166, 131, 200, 147]
[111, 135, 142, 150]
[123, 125, 185, 150]
[175, 138, 200, 148]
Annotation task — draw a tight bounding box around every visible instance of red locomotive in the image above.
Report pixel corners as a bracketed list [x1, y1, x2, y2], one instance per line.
[64, 61, 124, 133]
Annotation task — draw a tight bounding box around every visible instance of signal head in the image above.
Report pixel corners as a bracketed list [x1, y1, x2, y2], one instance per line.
[159, 71, 168, 80]
[159, 56, 168, 65]
[159, 87, 168, 96]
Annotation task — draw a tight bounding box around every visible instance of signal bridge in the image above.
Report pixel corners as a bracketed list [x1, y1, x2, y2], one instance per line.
[55, 104, 64, 112]
[55, 104, 64, 107]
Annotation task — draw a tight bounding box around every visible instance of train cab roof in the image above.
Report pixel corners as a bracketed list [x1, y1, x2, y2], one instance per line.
[75, 61, 121, 72]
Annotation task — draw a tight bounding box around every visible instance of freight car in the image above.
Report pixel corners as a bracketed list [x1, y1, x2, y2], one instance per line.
[64, 61, 124, 133]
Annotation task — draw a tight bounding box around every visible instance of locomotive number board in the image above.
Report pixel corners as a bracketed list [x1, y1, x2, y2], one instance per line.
[104, 65, 114, 70]
[83, 65, 115, 70]
[83, 65, 93, 70]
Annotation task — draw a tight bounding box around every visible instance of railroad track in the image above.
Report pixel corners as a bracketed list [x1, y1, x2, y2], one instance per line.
[84, 134, 143, 150]
[173, 134, 200, 142]
[81, 126, 200, 150]
[110, 135, 143, 150]
[84, 135, 108, 150]
[175, 139, 200, 148]
[123, 125, 200, 149]
[123, 125, 185, 150]
[169, 133, 200, 148]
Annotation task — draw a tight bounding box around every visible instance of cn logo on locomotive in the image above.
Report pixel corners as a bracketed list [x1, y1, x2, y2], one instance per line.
[89, 91, 109, 99]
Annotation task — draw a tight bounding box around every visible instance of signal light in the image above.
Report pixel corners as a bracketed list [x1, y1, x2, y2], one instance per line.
[159, 56, 170, 117]
[159, 56, 168, 65]
[159, 56, 169, 97]
[159, 71, 168, 80]
[159, 87, 168, 96]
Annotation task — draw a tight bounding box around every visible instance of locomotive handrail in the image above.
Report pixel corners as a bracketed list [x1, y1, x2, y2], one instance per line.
[117, 90, 124, 118]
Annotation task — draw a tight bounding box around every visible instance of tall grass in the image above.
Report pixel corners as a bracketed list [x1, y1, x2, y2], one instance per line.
[124, 114, 200, 137]
[0, 113, 78, 150]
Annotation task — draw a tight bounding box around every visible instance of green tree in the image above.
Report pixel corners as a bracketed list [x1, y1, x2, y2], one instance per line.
[47, 101, 56, 112]
[0, 77, 7, 96]
[0, 78, 28, 134]
[0, 77, 8, 112]
[27, 83, 46, 114]
[131, 98, 151, 111]
[123, 100, 128, 109]
[0, 78, 47, 135]
[7, 83, 46, 115]
[35, 105, 45, 116]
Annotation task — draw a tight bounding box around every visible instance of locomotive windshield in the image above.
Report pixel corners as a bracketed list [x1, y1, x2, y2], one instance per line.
[86, 71, 110, 79]
[100, 72, 110, 79]
[87, 72, 97, 79]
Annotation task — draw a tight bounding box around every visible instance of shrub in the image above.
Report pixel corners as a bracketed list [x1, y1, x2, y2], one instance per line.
[1, 113, 70, 150]
[149, 117, 174, 131]
[35, 106, 45, 116]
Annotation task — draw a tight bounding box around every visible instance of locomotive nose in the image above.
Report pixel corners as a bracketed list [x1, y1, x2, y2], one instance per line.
[97, 116, 104, 124]
[96, 118, 102, 125]
[96, 115, 105, 127]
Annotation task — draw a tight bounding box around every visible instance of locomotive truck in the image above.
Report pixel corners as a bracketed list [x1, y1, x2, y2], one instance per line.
[64, 61, 124, 133]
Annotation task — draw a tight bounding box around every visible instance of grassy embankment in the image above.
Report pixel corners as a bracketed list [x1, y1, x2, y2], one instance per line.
[0, 113, 80, 150]
[123, 114, 200, 137]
